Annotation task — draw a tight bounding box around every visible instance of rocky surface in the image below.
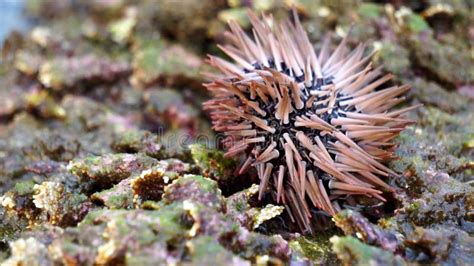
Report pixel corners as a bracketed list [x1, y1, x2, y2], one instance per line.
[0, 0, 472, 265]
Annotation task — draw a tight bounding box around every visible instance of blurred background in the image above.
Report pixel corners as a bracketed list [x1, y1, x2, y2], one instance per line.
[0, 0, 472, 265]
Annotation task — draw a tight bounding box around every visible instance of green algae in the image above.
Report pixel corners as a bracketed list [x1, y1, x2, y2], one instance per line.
[406, 13, 430, 33]
[331, 236, 407, 266]
[357, 3, 383, 19]
[12, 181, 36, 197]
[91, 179, 134, 209]
[189, 144, 237, 180]
[131, 38, 202, 88]
[290, 233, 337, 264]
[187, 236, 247, 265]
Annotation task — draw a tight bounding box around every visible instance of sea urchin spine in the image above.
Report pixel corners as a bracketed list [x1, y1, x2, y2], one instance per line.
[203, 10, 418, 233]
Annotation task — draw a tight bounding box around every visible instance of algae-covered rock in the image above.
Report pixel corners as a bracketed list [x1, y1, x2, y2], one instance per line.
[409, 78, 470, 113]
[390, 116, 472, 228]
[331, 236, 407, 266]
[0, 180, 38, 244]
[289, 234, 338, 264]
[1, 237, 51, 266]
[226, 183, 284, 230]
[162, 175, 224, 211]
[187, 236, 250, 265]
[404, 226, 474, 265]
[0, 179, 91, 240]
[91, 178, 134, 209]
[398, 169, 471, 227]
[112, 129, 165, 159]
[395, 7, 431, 34]
[373, 40, 411, 78]
[138, 0, 225, 46]
[131, 160, 190, 206]
[143, 88, 200, 129]
[189, 144, 237, 181]
[406, 35, 474, 88]
[24, 90, 66, 120]
[334, 210, 403, 253]
[68, 153, 159, 189]
[226, 184, 259, 228]
[2, 175, 289, 264]
[131, 39, 203, 88]
[32, 181, 91, 226]
[39, 55, 131, 90]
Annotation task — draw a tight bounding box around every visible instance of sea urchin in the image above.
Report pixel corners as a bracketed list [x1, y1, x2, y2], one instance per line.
[203, 10, 418, 233]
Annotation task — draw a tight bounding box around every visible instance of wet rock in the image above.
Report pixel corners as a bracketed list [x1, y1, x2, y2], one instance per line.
[169, 176, 289, 261]
[392, 110, 472, 181]
[0, 179, 91, 235]
[349, 3, 390, 42]
[60, 96, 110, 132]
[404, 226, 474, 265]
[394, 168, 472, 228]
[29, 26, 62, 49]
[0, 88, 25, 120]
[390, 125, 472, 234]
[333, 210, 403, 253]
[184, 200, 290, 262]
[162, 175, 290, 261]
[158, 128, 200, 158]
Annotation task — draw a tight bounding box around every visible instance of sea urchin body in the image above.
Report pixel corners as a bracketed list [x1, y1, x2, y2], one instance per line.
[203, 11, 418, 233]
